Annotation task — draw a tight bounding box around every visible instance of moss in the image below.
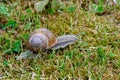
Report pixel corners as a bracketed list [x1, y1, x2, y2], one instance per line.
[0, 0, 120, 79]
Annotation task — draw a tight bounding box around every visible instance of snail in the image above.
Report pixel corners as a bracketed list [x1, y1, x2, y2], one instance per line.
[16, 28, 79, 60]
[28, 28, 79, 51]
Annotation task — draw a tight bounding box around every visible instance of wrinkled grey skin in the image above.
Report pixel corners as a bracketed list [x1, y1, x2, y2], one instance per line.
[51, 35, 78, 50]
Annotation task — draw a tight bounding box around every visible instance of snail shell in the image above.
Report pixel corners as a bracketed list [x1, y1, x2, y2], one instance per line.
[28, 28, 57, 52]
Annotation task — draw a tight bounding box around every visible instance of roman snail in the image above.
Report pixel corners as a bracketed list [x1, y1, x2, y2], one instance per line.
[16, 28, 79, 60]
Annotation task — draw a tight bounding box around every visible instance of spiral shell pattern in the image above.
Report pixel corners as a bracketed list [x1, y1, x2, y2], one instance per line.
[28, 28, 57, 52]
[29, 34, 48, 48]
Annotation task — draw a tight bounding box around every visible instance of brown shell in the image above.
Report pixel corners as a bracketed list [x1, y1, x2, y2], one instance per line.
[28, 28, 57, 52]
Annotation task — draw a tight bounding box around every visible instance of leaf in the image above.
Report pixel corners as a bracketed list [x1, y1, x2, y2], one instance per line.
[97, 47, 106, 61]
[51, 0, 64, 11]
[12, 40, 21, 53]
[24, 23, 32, 30]
[109, 52, 116, 57]
[2, 19, 17, 30]
[80, 42, 88, 47]
[23, 33, 29, 40]
[92, 4, 104, 13]
[0, 4, 10, 16]
[47, 8, 55, 14]
[67, 6, 75, 13]
[81, 31, 86, 35]
[116, 0, 120, 3]
[6, 20, 17, 27]
[34, 0, 49, 12]
[58, 59, 65, 70]
[48, 50, 55, 59]
[26, 8, 32, 14]
[3, 60, 9, 66]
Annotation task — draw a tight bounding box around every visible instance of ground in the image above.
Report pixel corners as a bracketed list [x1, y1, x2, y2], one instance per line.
[0, 0, 120, 80]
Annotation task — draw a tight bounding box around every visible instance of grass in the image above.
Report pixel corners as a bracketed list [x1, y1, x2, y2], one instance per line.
[0, 0, 120, 80]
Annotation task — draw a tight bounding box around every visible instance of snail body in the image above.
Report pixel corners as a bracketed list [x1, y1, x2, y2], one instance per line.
[51, 35, 78, 50]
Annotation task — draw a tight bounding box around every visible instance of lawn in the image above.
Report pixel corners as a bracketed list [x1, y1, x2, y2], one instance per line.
[0, 0, 120, 80]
